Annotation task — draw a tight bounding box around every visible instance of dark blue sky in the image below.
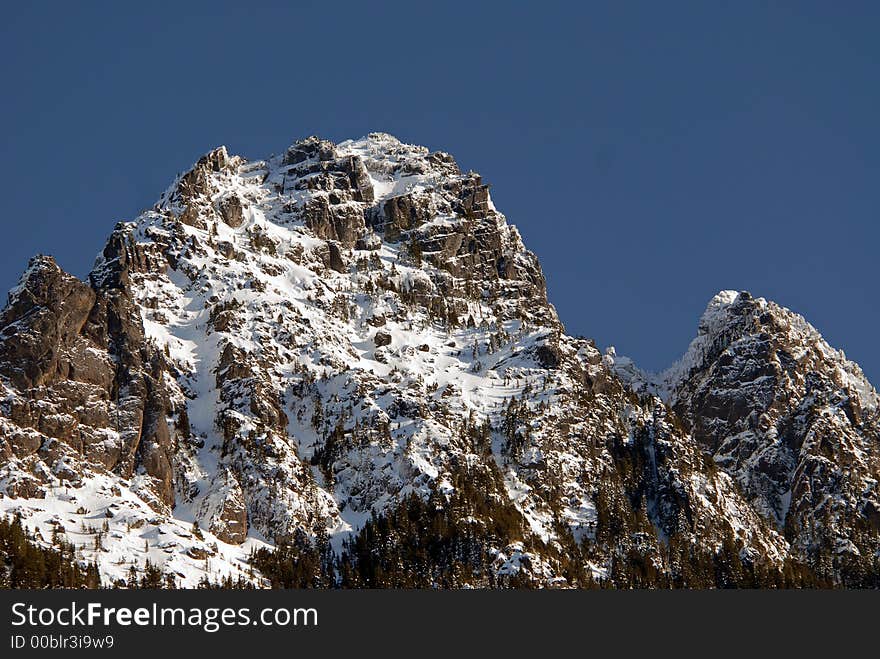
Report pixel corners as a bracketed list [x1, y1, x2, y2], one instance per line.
[2, 2, 878, 381]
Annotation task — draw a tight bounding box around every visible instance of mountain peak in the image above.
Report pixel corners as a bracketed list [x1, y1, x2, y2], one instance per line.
[2, 135, 880, 588]
[658, 287, 880, 552]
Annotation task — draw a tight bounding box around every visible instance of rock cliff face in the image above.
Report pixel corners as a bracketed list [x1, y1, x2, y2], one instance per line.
[0, 254, 173, 510]
[0, 133, 877, 587]
[655, 291, 880, 585]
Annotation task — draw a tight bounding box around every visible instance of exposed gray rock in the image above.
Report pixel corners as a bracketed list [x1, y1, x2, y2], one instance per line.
[217, 194, 245, 228]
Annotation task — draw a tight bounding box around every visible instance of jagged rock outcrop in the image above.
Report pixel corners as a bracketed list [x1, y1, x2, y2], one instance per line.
[0, 133, 876, 587]
[653, 291, 880, 585]
[0, 251, 175, 511]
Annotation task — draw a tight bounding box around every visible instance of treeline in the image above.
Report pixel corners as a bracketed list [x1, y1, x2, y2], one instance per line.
[0, 514, 258, 590]
[0, 500, 837, 590]
[0, 514, 100, 589]
[336, 471, 536, 589]
[252, 462, 599, 589]
[0, 506, 834, 589]
[250, 511, 827, 590]
[250, 457, 831, 589]
[109, 562, 255, 589]
[251, 464, 547, 588]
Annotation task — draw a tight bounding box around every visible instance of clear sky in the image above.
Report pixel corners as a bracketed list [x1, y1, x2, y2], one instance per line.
[2, 2, 878, 381]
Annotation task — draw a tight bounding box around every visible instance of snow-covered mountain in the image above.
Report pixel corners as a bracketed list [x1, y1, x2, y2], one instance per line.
[1, 134, 877, 587]
[658, 291, 879, 584]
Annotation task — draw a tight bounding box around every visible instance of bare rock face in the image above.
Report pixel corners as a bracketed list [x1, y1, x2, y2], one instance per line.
[177, 146, 234, 201]
[373, 192, 434, 240]
[158, 145, 243, 233]
[217, 194, 245, 228]
[301, 197, 365, 248]
[0, 255, 96, 390]
[201, 469, 249, 545]
[327, 242, 346, 273]
[0, 250, 175, 512]
[283, 135, 337, 165]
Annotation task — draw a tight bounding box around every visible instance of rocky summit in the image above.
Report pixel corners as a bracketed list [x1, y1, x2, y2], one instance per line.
[1, 133, 878, 588]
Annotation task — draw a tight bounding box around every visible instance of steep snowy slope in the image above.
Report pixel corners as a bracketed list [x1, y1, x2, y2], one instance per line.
[1, 134, 873, 587]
